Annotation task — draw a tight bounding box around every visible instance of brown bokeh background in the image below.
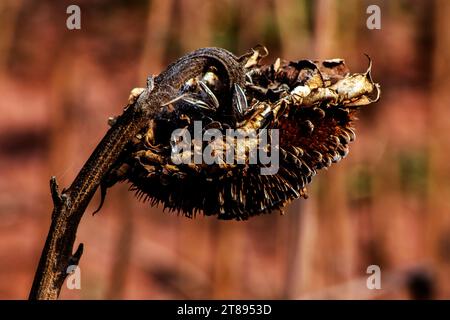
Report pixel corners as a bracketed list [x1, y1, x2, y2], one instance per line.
[1, 0, 449, 299]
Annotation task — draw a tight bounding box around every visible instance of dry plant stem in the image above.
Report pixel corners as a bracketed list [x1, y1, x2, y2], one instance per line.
[29, 48, 244, 300]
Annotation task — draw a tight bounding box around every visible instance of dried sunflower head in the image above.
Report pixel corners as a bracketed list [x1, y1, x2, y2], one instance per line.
[103, 46, 380, 220]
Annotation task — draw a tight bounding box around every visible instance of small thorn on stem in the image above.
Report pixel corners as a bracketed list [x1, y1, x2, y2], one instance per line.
[69, 243, 84, 266]
[50, 176, 62, 207]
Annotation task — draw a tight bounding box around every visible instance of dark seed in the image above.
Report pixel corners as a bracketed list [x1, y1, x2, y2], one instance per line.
[312, 107, 326, 119]
[303, 120, 314, 134]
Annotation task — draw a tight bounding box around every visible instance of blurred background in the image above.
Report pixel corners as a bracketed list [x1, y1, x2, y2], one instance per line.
[1, 0, 449, 299]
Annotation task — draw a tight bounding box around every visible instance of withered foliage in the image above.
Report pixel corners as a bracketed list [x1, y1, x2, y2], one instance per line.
[103, 46, 380, 220]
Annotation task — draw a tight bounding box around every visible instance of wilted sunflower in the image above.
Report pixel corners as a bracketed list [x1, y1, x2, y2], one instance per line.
[100, 46, 380, 220]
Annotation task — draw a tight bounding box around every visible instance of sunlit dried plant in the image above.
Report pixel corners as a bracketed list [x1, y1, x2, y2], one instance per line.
[30, 46, 380, 299]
